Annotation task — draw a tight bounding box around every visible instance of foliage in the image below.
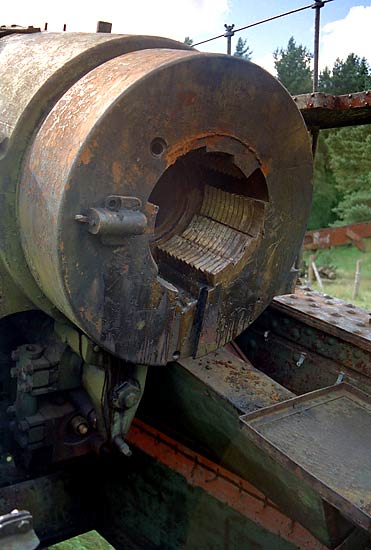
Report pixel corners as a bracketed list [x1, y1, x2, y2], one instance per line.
[319, 54, 371, 94]
[273, 36, 312, 94]
[233, 37, 252, 60]
[309, 54, 371, 228]
[183, 36, 193, 46]
[325, 125, 371, 225]
[307, 132, 339, 230]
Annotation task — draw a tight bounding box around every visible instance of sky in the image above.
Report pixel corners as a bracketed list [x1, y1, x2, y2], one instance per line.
[3, 1, 371, 75]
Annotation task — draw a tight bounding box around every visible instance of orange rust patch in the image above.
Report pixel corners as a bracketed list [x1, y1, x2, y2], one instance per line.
[261, 158, 272, 177]
[112, 161, 123, 185]
[80, 146, 94, 165]
[165, 132, 220, 167]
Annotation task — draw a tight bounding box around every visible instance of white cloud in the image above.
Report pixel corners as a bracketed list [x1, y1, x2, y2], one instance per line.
[3, 0, 230, 43]
[320, 5, 371, 69]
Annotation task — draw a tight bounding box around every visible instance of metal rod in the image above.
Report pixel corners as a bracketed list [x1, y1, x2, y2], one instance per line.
[193, 0, 333, 47]
[224, 24, 235, 55]
[313, 0, 324, 92]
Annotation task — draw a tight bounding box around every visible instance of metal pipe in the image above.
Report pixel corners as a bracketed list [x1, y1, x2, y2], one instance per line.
[312, 0, 324, 92]
[224, 24, 234, 55]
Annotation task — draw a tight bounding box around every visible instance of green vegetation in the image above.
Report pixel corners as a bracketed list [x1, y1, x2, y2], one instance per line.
[233, 37, 252, 60]
[274, 36, 313, 94]
[304, 245, 371, 309]
[273, 37, 371, 229]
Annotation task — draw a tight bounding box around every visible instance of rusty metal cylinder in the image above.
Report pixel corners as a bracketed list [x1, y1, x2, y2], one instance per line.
[0, 31, 313, 365]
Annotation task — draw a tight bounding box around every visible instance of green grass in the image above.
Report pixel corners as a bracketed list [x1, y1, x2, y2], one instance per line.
[304, 243, 371, 310]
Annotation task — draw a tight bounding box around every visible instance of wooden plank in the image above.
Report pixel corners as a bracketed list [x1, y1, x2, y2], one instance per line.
[304, 221, 371, 251]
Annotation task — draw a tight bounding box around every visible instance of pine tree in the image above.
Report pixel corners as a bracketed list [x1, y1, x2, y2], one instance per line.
[326, 125, 371, 225]
[307, 132, 340, 229]
[319, 54, 371, 95]
[233, 37, 252, 60]
[273, 37, 312, 94]
[311, 54, 371, 228]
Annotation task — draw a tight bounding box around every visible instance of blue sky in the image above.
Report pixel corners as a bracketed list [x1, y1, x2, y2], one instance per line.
[5, 1, 371, 74]
[195, 1, 371, 72]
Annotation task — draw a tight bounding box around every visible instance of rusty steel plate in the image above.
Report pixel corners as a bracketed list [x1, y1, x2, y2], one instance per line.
[296, 90, 371, 129]
[240, 382, 371, 532]
[273, 288, 371, 353]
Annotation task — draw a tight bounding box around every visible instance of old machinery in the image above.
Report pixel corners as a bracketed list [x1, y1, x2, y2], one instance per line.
[0, 29, 323, 550]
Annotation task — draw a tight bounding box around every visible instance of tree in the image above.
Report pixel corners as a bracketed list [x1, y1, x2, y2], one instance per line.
[307, 132, 340, 230]
[326, 125, 371, 225]
[310, 53, 371, 228]
[319, 54, 371, 95]
[183, 36, 194, 46]
[233, 37, 252, 60]
[274, 37, 312, 95]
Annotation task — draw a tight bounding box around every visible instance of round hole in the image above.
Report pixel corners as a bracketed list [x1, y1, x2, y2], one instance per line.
[172, 351, 180, 361]
[107, 198, 119, 210]
[150, 138, 167, 157]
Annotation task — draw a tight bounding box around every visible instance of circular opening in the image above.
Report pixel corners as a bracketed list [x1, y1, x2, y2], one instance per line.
[172, 351, 180, 361]
[107, 197, 120, 210]
[150, 138, 167, 157]
[148, 147, 268, 288]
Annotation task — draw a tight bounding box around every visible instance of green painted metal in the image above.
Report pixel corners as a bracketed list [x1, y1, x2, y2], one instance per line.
[139, 353, 352, 547]
[50, 530, 116, 550]
[98, 451, 297, 550]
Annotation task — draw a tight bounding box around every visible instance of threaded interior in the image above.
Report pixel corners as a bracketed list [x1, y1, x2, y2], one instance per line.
[149, 148, 268, 288]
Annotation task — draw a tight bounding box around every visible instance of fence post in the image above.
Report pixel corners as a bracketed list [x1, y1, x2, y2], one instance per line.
[308, 254, 315, 285]
[353, 259, 362, 300]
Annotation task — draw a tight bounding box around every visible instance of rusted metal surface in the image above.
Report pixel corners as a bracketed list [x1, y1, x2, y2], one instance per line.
[127, 418, 327, 550]
[179, 347, 293, 412]
[14, 41, 312, 364]
[273, 287, 371, 353]
[237, 288, 371, 400]
[0, 33, 191, 320]
[304, 221, 371, 252]
[0, 26, 40, 38]
[240, 383, 371, 532]
[296, 90, 371, 129]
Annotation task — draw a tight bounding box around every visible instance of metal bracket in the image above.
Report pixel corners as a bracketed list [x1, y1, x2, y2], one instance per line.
[75, 195, 158, 245]
[0, 509, 39, 550]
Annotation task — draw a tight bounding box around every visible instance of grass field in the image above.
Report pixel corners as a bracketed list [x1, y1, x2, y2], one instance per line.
[303, 243, 371, 310]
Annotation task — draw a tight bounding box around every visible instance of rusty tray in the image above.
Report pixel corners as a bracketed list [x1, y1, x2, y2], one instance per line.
[240, 383, 371, 532]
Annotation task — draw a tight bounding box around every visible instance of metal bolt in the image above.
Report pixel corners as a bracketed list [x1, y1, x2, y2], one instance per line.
[17, 520, 30, 533]
[75, 214, 89, 223]
[296, 353, 306, 368]
[114, 435, 132, 457]
[70, 415, 89, 436]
